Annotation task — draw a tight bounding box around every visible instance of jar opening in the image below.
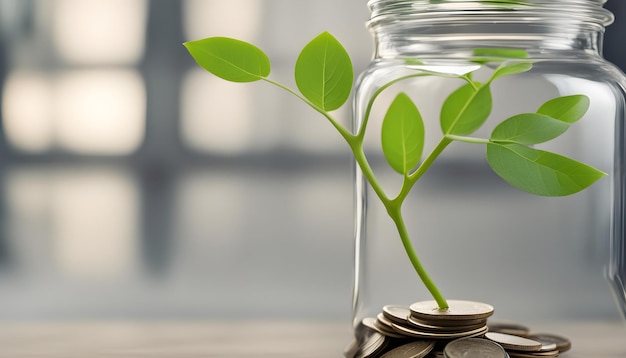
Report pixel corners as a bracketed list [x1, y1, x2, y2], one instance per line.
[367, 0, 614, 31]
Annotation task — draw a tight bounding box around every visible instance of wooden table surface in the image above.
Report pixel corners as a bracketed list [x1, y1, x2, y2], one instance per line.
[0, 320, 624, 357]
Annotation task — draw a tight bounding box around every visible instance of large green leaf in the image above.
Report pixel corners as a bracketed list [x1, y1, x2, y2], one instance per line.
[490, 113, 570, 145]
[295, 32, 353, 111]
[382, 93, 425, 175]
[440, 83, 492, 135]
[537, 95, 590, 124]
[486, 143, 606, 196]
[183, 37, 270, 82]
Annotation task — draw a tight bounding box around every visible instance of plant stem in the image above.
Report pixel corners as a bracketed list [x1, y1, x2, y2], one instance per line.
[445, 134, 490, 144]
[402, 136, 454, 198]
[350, 139, 390, 203]
[387, 203, 449, 309]
[263, 78, 354, 142]
[265, 76, 460, 309]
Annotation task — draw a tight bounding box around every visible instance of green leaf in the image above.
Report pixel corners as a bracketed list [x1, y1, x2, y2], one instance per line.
[381, 93, 425, 175]
[491, 62, 533, 81]
[295, 31, 354, 111]
[537, 95, 590, 124]
[440, 83, 492, 135]
[472, 48, 529, 64]
[183, 37, 270, 82]
[491, 113, 570, 145]
[473, 48, 529, 59]
[486, 143, 606, 196]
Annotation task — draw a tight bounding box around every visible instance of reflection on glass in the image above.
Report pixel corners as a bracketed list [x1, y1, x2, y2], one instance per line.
[55, 69, 145, 155]
[181, 69, 255, 154]
[182, 0, 262, 41]
[2, 70, 54, 153]
[52, 0, 147, 65]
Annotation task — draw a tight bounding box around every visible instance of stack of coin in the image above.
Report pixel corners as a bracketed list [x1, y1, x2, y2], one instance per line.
[345, 300, 493, 358]
[345, 300, 572, 358]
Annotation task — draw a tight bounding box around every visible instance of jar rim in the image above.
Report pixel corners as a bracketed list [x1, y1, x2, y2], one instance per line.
[367, 0, 614, 30]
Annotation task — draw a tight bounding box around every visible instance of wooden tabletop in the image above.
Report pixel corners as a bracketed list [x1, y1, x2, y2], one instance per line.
[0, 320, 624, 357]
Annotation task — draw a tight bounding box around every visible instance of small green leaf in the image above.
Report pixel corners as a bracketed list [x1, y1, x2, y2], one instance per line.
[537, 95, 590, 124]
[382, 93, 425, 174]
[440, 83, 492, 135]
[491, 113, 570, 145]
[491, 62, 533, 81]
[295, 31, 353, 111]
[183, 37, 270, 82]
[486, 143, 606, 196]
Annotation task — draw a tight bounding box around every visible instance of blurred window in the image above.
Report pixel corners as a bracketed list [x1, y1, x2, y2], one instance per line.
[1, 0, 148, 156]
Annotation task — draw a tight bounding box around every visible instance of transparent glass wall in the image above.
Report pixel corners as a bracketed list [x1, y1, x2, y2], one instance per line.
[0, 0, 624, 321]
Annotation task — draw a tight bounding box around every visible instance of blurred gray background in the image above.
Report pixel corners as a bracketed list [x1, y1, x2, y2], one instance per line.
[0, 0, 624, 322]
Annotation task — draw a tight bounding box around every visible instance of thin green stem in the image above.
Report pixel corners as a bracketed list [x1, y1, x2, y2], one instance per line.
[264, 75, 457, 309]
[350, 139, 391, 203]
[387, 203, 448, 309]
[358, 74, 427, 139]
[358, 70, 476, 140]
[445, 134, 490, 145]
[399, 136, 454, 198]
[263, 78, 354, 142]
[261, 77, 389, 204]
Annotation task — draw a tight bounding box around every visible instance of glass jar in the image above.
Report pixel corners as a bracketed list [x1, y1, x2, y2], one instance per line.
[351, 0, 626, 335]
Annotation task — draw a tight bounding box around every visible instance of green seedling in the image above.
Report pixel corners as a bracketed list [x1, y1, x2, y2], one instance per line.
[184, 32, 606, 309]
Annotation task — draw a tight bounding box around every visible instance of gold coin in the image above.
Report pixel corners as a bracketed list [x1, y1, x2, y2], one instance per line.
[485, 332, 542, 352]
[410, 300, 494, 321]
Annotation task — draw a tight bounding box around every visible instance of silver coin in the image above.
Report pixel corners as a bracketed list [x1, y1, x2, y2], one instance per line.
[485, 332, 542, 352]
[380, 340, 436, 358]
[426, 349, 445, 358]
[487, 320, 530, 337]
[507, 350, 559, 358]
[355, 331, 389, 358]
[444, 338, 508, 358]
[393, 322, 488, 340]
[410, 300, 494, 321]
[375, 317, 410, 339]
[407, 315, 487, 333]
[383, 305, 412, 325]
[377, 312, 398, 329]
[526, 333, 571, 353]
[411, 316, 487, 327]
[363, 317, 406, 339]
[344, 338, 360, 358]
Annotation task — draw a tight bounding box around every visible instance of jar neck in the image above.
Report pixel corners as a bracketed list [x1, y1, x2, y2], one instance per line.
[367, 0, 614, 59]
